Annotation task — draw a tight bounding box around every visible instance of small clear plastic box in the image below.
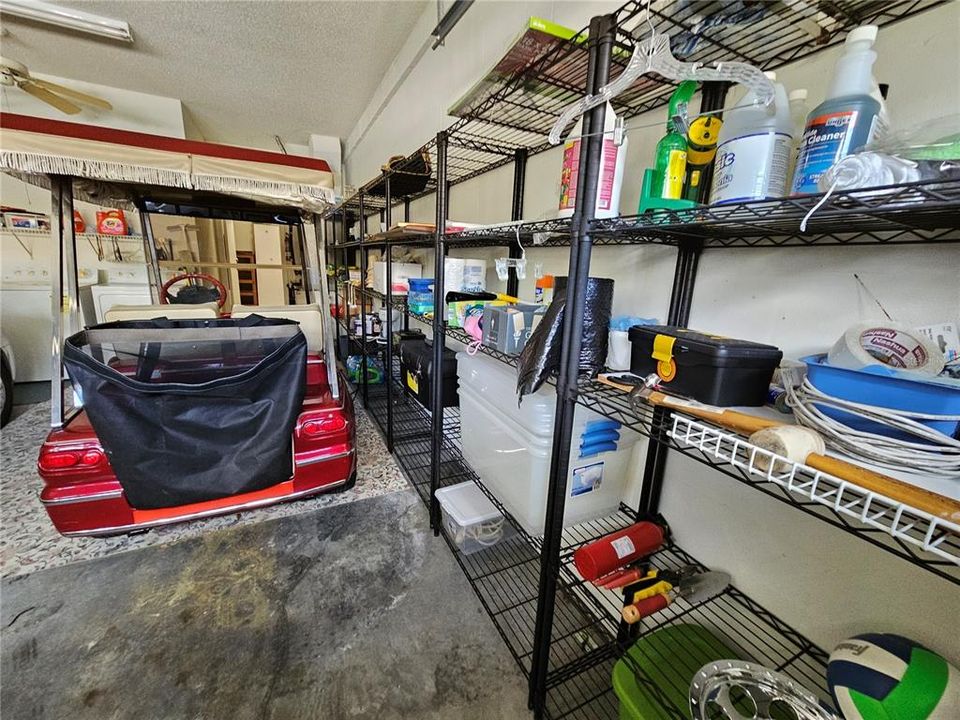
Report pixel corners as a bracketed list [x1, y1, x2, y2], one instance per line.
[435, 481, 514, 555]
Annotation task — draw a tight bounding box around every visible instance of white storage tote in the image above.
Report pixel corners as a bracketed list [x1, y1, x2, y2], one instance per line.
[456, 352, 639, 536]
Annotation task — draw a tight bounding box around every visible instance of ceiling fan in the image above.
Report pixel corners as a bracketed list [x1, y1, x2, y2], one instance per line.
[1, 57, 112, 115]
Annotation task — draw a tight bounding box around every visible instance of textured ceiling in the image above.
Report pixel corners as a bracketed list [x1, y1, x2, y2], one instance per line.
[0, 0, 428, 148]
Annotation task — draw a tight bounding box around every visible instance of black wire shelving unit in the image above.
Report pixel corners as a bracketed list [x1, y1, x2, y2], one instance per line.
[319, 2, 958, 718]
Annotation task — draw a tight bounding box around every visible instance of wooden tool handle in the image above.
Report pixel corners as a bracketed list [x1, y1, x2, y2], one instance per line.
[651, 391, 779, 435]
[622, 594, 669, 624]
[646, 391, 960, 522]
[805, 454, 960, 521]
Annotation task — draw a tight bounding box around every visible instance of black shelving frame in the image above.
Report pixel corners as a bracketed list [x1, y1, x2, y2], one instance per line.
[318, 2, 959, 717]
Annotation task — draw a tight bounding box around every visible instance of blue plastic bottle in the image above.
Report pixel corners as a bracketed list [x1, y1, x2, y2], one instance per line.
[791, 26, 882, 195]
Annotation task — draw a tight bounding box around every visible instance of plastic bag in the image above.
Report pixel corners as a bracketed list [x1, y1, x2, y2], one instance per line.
[819, 114, 960, 193]
[516, 276, 614, 400]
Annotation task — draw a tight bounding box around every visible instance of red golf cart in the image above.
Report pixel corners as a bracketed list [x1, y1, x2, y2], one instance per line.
[1, 113, 355, 536]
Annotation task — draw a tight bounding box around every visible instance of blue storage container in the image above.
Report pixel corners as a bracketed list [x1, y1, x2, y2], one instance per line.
[407, 278, 435, 316]
[802, 354, 960, 441]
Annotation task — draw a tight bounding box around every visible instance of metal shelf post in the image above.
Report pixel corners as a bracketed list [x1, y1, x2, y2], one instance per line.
[358, 193, 370, 407]
[636, 79, 729, 517]
[507, 148, 528, 297]
[529, 14, 616, 717]
[384, 175, 395, 452]
[429, 130, 449, 533]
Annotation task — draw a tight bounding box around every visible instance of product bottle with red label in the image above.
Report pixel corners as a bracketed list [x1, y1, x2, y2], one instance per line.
[558, 102, 627, 219]
[791, 25, 883, 195]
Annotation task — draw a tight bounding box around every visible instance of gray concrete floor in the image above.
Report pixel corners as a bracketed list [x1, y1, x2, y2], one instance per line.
[2, 490, 531, 719]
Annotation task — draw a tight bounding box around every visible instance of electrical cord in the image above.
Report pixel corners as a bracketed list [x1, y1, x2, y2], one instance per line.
[445, 515, 505, 547]
[784, 377, 960, 478]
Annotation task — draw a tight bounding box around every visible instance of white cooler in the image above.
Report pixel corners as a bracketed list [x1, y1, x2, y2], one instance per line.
[457, 352, 639, 536]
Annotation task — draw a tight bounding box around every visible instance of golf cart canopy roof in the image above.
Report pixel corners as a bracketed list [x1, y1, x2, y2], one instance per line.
[0, 112, 335, 213]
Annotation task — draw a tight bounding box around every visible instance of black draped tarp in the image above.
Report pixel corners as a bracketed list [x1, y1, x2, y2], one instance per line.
[64, 316, 307, 509]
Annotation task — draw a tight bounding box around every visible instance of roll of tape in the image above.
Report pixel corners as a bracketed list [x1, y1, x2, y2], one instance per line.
[827, 323, 946, 376]
[749, 425, 825, 472]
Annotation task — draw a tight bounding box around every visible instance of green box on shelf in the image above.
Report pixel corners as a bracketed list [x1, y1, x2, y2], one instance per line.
[612, 624, 740, 720]
[448, 17, 578, 118]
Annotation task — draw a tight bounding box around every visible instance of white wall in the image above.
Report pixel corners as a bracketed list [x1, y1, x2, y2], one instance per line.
[0, 73, 186, 137]
[345, 2, 960, 663]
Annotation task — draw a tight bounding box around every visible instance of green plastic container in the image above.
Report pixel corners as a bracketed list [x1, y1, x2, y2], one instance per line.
[612, 624, 740, 720]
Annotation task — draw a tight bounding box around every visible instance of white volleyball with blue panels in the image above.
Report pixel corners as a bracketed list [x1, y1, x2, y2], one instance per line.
[827, 634, 959, 720]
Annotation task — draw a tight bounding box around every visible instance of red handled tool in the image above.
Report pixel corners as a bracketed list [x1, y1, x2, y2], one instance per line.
[620, 567, 730, 624]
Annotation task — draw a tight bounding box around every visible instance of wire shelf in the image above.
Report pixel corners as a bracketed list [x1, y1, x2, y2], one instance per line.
[591, 179, 960, 247]
[456, 0, 948, 144]
[546, 528, 831, 720]
[575, 381, 960, 585]
[331, 178, 960, 250]
[669, 415, 960, 569]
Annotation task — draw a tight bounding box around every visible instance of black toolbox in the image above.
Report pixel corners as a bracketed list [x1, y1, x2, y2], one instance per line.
[628, 325, 782, 407]
[399, 338, 459, 410]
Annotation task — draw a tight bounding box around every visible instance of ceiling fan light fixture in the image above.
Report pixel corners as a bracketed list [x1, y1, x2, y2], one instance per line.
[0, 0, 133, 43]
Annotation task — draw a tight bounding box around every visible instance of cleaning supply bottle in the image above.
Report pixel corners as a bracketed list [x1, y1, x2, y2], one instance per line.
[682, 114, 722, 202]
[652, 81, 698, 201]
[534, 274, 554, 304]
[791, 25, 883, 195]
[786, 88, 809, 181]
[710, 72, 792, 204]
[558, 103, 627, 219]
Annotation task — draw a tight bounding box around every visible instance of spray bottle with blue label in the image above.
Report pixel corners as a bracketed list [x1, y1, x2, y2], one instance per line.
[791, 25, 883, 195]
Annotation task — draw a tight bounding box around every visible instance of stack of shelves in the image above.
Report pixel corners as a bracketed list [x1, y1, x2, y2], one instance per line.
[321, 2, 959, 718]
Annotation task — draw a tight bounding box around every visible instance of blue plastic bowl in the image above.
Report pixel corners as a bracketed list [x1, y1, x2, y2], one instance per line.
[801, 354, 960, 441]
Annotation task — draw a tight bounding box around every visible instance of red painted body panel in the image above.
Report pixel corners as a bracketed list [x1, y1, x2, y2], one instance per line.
[38, 356, 356, 536]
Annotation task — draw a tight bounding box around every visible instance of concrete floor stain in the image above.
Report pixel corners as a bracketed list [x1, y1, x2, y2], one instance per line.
[132, 531, 276, 630]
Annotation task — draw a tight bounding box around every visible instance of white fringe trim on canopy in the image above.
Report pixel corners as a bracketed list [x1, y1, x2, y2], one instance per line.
[0, 151, 193, 188]
[0, 126, 335, 212]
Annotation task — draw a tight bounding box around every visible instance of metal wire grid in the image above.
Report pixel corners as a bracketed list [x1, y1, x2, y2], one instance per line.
[606, 0, 947, 120]
[324, 0, 945, 229]
[433, 0, 947, 200]
[591, 179, 960, 247]
[333, 177, 960, 249]
[543, 536, 831, 720]
[670, 415, 960, 571]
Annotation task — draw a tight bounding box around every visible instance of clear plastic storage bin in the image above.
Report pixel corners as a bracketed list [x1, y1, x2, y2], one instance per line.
[435, 481, 513, 554]
[457, 352, 640, 536]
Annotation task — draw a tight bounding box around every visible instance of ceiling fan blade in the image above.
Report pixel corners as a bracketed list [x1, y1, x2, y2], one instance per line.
[19, 82, 82, 115]
[30, 78, 113, 110]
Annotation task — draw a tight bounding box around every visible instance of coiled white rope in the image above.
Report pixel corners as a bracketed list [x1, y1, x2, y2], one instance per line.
[784, 377, 960, 479]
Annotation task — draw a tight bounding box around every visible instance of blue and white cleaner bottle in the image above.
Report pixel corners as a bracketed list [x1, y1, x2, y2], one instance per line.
[791, 25, 883, 195]
[710, 72, 793, 204]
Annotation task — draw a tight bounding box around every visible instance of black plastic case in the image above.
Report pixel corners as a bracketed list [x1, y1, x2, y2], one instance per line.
[399, 339, 459, 410]
[628, 325, 782, 407]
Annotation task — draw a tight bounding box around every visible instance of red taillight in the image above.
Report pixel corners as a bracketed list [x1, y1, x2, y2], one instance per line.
[39, 448, 105, 471]
[39, 451, 81, 470]
[301, 414, 347, 437]
[81, 449, 105, 466]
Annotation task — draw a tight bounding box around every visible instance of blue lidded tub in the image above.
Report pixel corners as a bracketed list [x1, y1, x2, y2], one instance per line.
[801, 354, 960, 441]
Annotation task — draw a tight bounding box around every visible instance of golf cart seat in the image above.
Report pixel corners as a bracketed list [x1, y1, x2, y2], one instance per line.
[104, 303, 220, 322]
[231, 304, 325, 353]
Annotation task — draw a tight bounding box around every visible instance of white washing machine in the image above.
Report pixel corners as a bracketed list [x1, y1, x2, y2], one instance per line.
[1, 263, 96, 382]
[86, 265, 152, 324]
